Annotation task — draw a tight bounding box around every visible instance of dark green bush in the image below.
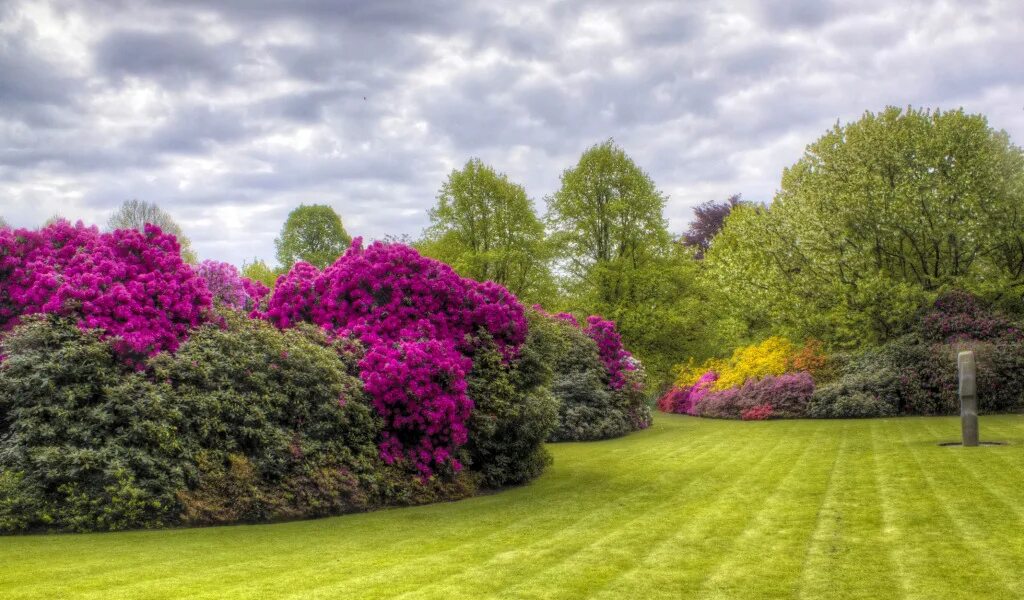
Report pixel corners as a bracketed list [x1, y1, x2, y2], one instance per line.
[0, 316, 189, 533]
[527, 313, 635, 442]
[811, 332, 1024, 418]
[464, 327, 559, 488]
[0, 313, 481, 534]
[150, 313, 391, 524]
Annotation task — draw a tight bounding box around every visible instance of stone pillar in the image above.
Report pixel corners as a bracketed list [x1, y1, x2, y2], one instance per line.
[958, 350, 979, 447]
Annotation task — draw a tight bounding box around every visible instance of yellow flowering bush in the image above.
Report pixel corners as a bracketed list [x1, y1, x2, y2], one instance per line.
[675, 337, 826, 391]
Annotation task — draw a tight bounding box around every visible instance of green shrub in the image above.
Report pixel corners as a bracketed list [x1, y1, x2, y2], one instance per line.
[811, 334, 1024, 418]
[151, 313, 388, 524]
[464, 327, 559, 488]
[0, 316, 189, 533]
[529, 314, 633, 441]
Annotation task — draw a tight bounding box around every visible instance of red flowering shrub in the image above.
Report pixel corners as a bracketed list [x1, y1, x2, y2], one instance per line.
[259, 239, 528, 477]
[741, 403, 773, 420]
[0, 221, 210, 363]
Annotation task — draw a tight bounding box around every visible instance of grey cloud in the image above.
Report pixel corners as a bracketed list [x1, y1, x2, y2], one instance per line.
[95, 29, 242, 84]
[1, 0, 1022, 267]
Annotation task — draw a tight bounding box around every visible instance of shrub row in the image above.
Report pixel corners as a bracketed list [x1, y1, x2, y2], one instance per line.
[0, 224, 644, 533]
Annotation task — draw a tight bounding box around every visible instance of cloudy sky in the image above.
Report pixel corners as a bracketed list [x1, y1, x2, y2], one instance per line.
[1, 0, 1022, 266]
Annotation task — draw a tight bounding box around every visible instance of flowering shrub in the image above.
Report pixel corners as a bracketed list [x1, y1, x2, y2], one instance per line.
[675, 337, 827, 392]
[695, 372, 814, 419]
[259, 239, 528, 477]
[921, 290, 1022, 343]
[583, 315, 636, 390]
[260, 261, 321, 328]
[658, 370, 717, 415]
[0, 221, 210, 363]
[195, 260, 269, 312]
[741, 403, 773, 421]
[359, 340, 473, 477]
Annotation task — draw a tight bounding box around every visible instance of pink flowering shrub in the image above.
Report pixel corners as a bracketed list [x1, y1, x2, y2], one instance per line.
[259, 238, 528, 477]
[584, 315, 636, 390]
[195, 260, 269, 312]
[532, 306, 639, 393]
[261, 261, 320, 327]
[659, 371, 718, 415]
[360, 340, 473, 477]
[0, 221, 210, 363]
[695, 372, 814, 419]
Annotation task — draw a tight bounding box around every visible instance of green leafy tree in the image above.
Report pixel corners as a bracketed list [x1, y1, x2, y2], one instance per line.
[705, 106, 1024, 347]
[241, 259, 280, 289]
[275, 204, 352, 269]
[107, 199, 198, 263]
[547, 140, 671, 308]
[547, 140, 701, 384]
[419, 159, 553, 301]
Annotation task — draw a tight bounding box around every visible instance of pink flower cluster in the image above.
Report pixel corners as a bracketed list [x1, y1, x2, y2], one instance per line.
[658, 371, 718, 414]
[662, 371, 814, 419]
[259, 238, 528, 477]
[0, 221, 210, 363]
[583, 315, 636, 390]
[360, 340, 473, 476]
[195, 260, 269, 312]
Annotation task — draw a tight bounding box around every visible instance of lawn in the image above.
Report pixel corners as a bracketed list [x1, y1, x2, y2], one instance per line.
[4, 414, 1024, 599]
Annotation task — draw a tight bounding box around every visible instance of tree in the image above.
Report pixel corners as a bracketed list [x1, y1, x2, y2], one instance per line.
[547, 139, 671, 308]
[241, 258, 280, 289]
[547, 140, 701, 384]
[107, 199, 198, 263]
[682, 194, 746, 259]
[275, 204, 351, 269]
[705, 106, 1024, 347]
[0, 216, 8, 229]
[419, 158, 553, 301]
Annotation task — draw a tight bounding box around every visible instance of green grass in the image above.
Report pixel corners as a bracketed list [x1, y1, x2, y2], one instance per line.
[5, 414, 1024, 599]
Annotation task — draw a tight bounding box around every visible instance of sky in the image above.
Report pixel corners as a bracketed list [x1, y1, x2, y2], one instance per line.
[1, 0, 1023, 266]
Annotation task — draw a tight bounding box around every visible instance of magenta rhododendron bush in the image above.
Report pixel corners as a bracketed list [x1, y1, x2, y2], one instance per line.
[0, 221, 210, 362]
[260, 238, 528, 477]
[195, 259, 269, 311]
[583, 315, 637, 390]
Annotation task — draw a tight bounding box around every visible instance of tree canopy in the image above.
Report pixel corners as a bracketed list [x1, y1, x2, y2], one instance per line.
[419, 159, 552, 301]
[682, 194, 746, 259]
[704, 106, 1024, 346]
[107, 199, 197, 263]
[546, 140, 702, 380]
[274, 204, 352, 269]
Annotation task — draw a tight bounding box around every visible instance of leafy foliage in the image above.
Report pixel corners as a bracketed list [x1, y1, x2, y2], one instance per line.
[704, 107, 1024, 347]
[0, 317, 189, 533]
[463, 332, 559, 488]
[420, 158, 554, 302]
[275, 204, 352, 269]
